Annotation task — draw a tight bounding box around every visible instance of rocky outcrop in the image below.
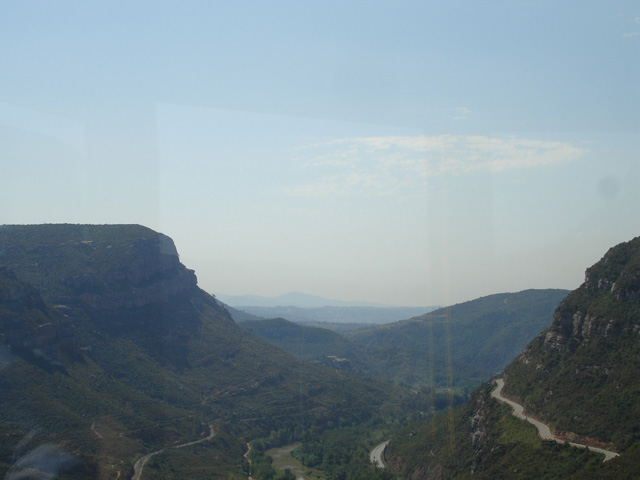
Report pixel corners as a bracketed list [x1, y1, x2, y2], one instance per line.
[539, 309, 630, 355]
[0, 225, 207, 342]
[504, 235, 640, 452]
[466, 391, 497, 476]
[528, 237, 640, 355]
[57, 234, 198, 310]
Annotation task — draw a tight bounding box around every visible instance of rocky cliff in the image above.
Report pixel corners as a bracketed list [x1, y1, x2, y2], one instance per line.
[504, 235, 640, 450]
[534, 237, 640, 355]
[386, 236, 640, 479]
[0, 225, 198, 309]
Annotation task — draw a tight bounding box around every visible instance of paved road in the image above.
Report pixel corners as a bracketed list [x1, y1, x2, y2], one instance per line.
[131, 424, 215, 479]
[491, 378, 619, 462]
[370, 440, 389, 468]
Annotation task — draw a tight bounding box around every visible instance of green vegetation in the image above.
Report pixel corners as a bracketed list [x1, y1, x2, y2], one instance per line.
[291, 422, 397, 480]
[234, 304, 433, 325]
[0, 224, 164, 297]
[0, 224, 418, 478]
[388, 384, 604, 480]
[2, 225, 639, 478]
[239, 317, 490, 391]
[387, 236, 640, 478]
[346, 289, 569, 373]
[503, 236, 640, 451]
[139, 431, 248, 480]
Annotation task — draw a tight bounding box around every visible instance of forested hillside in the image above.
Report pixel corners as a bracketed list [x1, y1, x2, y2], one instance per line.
[504, 236, 640, 450]
[385, 236, 640, 479]
[0, 224, 415, 479]
[347, 289, 569, 373]
[239, 317, 490, 391]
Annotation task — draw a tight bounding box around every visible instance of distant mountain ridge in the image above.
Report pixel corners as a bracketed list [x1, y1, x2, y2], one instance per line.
[238, 316, 491, 391]
[232, 304, 436, 325]
[218, 291, 432, 309]
[232, 290, 569, 394]
[346, 289, 570, 373]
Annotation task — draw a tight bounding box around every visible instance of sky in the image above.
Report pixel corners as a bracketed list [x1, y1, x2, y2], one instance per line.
[0, 1, 638, 307]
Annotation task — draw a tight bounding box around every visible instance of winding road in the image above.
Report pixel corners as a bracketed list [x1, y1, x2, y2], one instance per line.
[131, 424, 215, 480]
[491, 378, 619, 462]
[370, 440, 389, 468]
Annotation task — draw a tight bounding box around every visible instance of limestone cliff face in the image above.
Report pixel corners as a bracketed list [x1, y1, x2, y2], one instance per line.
[0, 225, 208, 341]
[59, 234, 198, 310]
[504, 236, 640, 449]
[521, 236, 640, 357]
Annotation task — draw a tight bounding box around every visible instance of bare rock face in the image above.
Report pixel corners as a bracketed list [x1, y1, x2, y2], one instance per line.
[0, 226, 214, 366]
[534, 237, 640, 355]
[59, 233, 198, 310]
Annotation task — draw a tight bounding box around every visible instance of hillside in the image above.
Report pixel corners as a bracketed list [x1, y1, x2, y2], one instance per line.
[0, 224, 411, 479]
[503, 236, 640, 450]
[347, 289, 569, 373]
[385, 236, 640, 479]
[239, 317, 490, 390]
[234, 304, 434, 325]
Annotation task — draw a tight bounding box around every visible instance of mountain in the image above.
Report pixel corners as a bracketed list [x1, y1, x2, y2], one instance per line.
[385, 236, 640, 479]
[238, 317, 491, 390]
[217, 291, 394, 308]
[346, 289, 569, 373]
[503, 235, 640, 450]
[0, 224, 411, 479]
[232, 304, 437, 325]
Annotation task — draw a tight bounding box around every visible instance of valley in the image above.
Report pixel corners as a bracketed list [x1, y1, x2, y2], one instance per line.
[132, 424, 216, 480]
[0, 224, 639, 479]
[265, 443, 324, 480]
[4, 1, 637, 478]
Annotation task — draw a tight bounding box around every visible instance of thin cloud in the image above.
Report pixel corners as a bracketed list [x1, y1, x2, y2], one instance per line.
[286, 135, 586, 198]
[451, 106, 473, 120]
[622, 32, 639, 38]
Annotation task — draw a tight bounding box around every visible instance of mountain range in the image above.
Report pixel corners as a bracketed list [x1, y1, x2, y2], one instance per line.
[237, 316, 490, 391]
[2, 224, 639, 479]
[229, 304, 437, 326]
[217, 291, 396, 308]
[232, 289, 568, 393]
[346, 289, 569, 373]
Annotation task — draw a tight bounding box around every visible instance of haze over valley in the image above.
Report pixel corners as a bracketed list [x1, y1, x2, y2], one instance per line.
[1, 1, 639, 479]
[1, 225, 640, 479]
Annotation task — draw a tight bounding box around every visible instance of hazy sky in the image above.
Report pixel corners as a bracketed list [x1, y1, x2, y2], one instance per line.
[1, 1, 638, 306]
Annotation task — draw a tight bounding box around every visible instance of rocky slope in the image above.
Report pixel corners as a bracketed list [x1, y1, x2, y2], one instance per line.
[504, 236, 640, 450]
[386, 235, 640, 479]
